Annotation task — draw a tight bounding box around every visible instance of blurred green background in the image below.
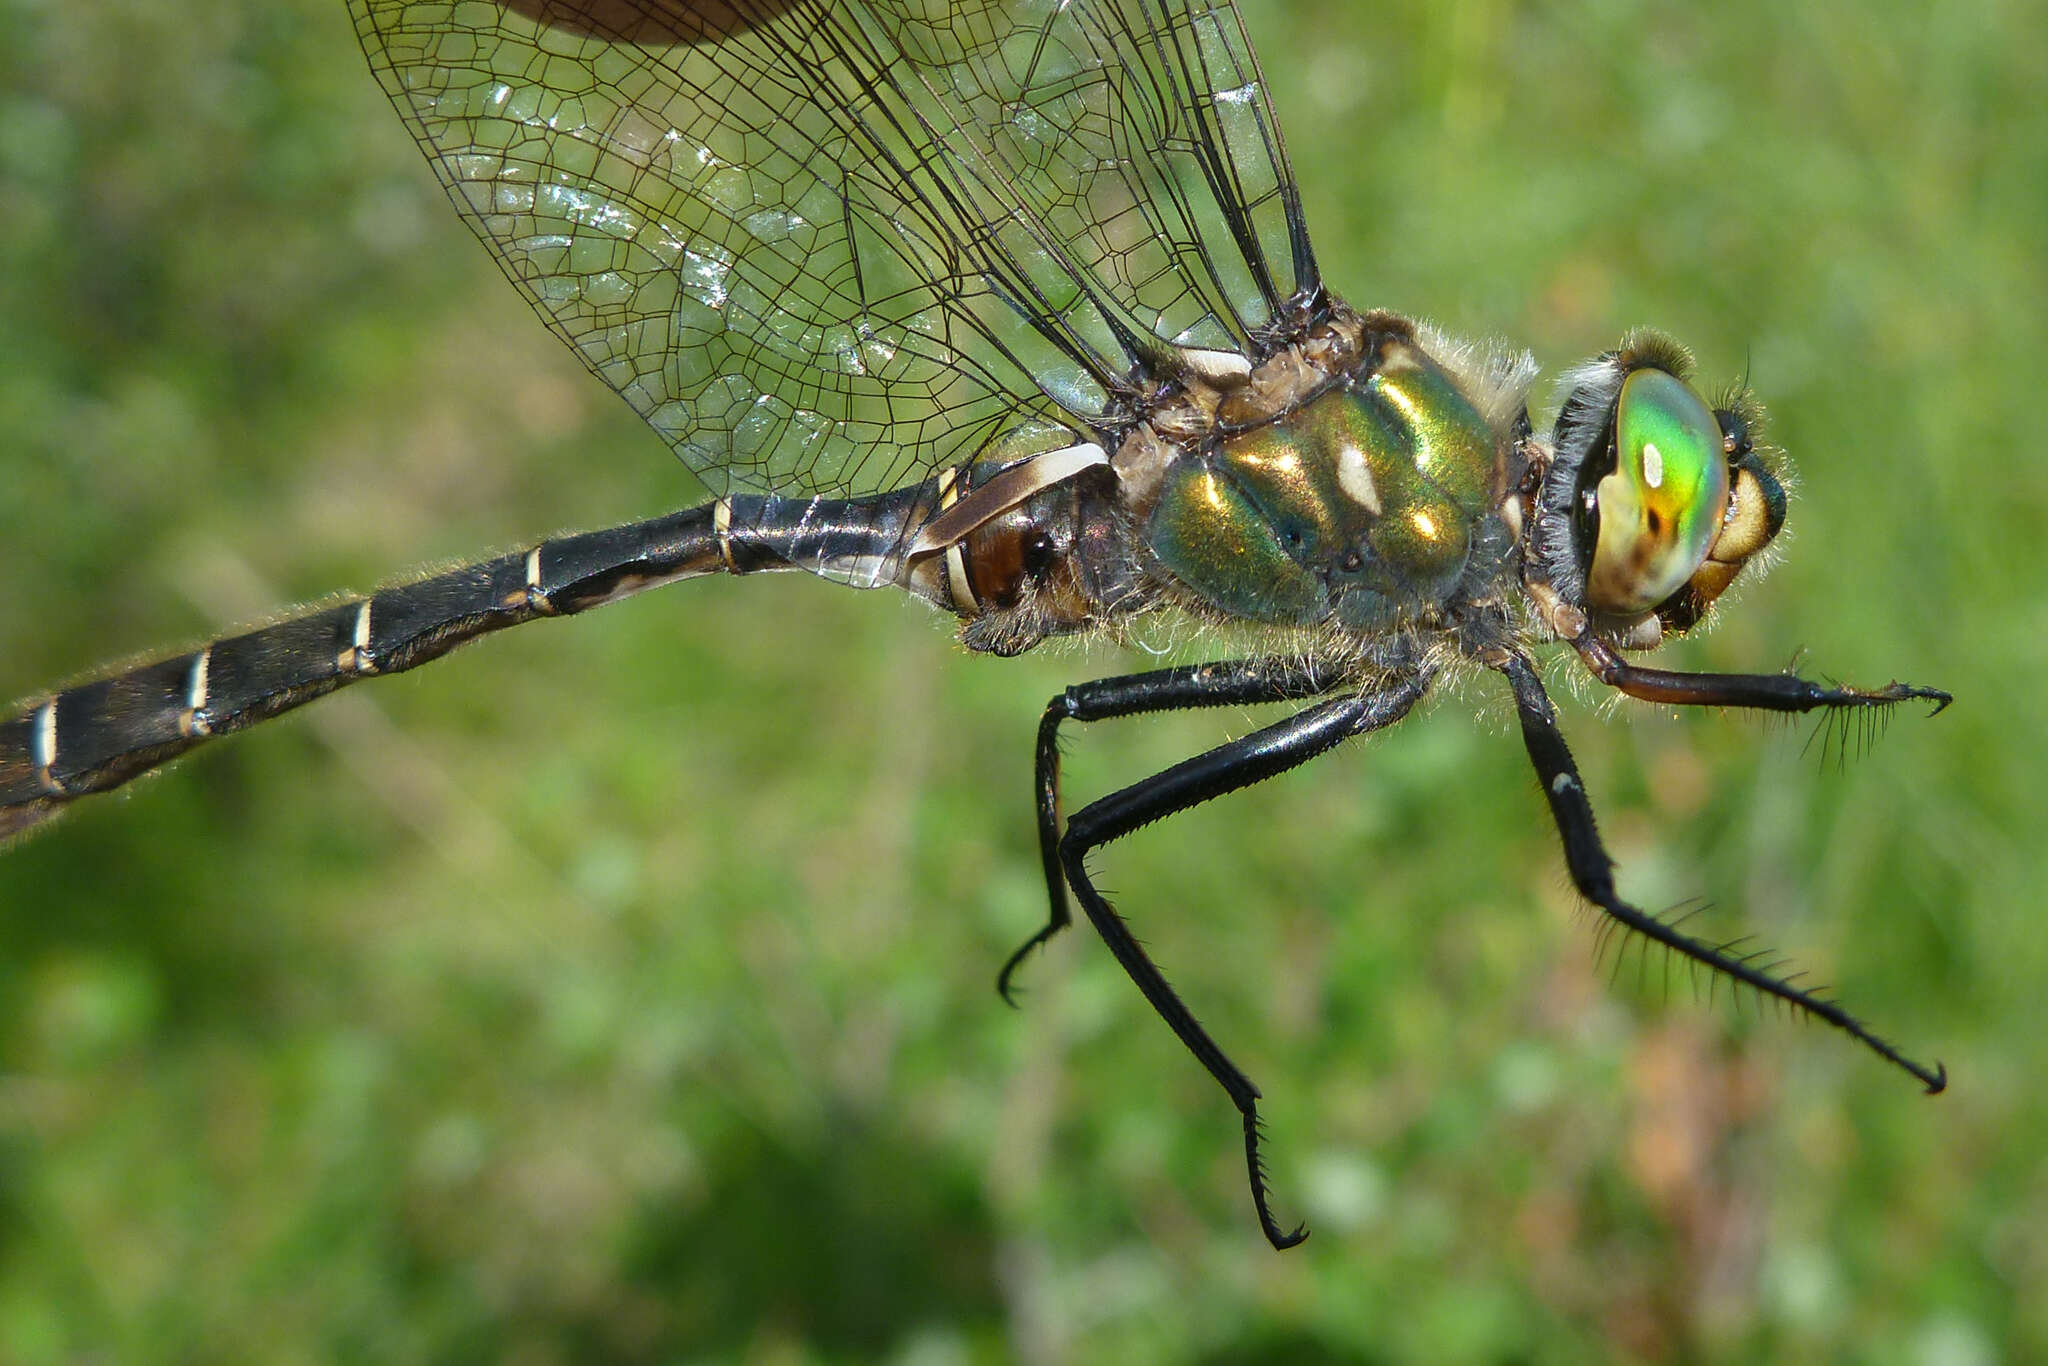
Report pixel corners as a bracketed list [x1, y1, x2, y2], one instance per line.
[1, 0, 2041, 1361]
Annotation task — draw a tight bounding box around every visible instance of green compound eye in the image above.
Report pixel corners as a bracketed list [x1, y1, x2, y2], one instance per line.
[1584, 367, 1731, 615]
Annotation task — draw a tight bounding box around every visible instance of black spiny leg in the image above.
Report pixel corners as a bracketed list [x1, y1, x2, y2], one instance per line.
[1001, 658, 1351, 1003]
[1495, 651, 1946, 1093]
[1570, 632, 1952, 717]
[1058, 676, 1430, 1249]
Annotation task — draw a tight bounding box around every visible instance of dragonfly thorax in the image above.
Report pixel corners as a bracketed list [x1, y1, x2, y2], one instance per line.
[1136, 316, 1528, 634]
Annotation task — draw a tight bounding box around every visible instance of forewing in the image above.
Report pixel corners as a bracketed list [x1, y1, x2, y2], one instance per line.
[350, 0, 1318, 500]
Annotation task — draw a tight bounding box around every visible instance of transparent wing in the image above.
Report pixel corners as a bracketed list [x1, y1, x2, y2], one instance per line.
[350, 0, 1318, 500]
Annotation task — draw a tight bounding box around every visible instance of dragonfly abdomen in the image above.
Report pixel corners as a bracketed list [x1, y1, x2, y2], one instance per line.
[0, 491, 934, 838]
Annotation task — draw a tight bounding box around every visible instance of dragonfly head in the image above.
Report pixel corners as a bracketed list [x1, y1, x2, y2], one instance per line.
[1532, 330, 1787, 646]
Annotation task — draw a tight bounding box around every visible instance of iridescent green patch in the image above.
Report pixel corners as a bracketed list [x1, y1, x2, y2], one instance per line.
[1585, 367, 1729, 614]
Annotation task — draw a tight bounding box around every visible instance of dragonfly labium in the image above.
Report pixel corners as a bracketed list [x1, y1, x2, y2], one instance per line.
[0, 0, 1950, 1247]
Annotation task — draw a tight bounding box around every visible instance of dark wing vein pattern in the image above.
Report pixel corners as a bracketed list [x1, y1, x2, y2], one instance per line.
[350, 0, 1316, 507]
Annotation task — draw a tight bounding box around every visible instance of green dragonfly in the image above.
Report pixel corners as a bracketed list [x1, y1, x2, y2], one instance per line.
[1, 0, 1948, 1246]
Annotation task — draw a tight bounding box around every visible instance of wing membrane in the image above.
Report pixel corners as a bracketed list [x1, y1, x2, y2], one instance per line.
[351, 0, 1317, 499]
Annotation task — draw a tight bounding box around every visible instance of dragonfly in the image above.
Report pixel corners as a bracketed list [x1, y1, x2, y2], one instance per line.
[0, 0, 1950, 1248]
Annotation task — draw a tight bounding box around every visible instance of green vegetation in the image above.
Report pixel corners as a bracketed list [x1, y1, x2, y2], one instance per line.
[1, 1, 2041, 1361]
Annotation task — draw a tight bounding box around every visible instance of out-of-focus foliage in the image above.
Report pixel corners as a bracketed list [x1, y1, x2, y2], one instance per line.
[0, 1, 2040, 1361]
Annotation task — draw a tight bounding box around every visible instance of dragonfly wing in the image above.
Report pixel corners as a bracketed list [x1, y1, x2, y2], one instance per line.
[351, 0, 1318, 504]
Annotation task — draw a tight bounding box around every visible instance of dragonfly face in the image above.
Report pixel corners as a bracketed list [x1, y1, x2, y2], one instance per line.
[1532, 330, 1789, 647]
[2, 0, 1948, 1248]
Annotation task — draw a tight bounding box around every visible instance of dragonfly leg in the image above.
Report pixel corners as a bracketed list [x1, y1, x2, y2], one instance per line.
[1058, 676, 1429, 1249]
[1569, 633, 1951, 715]
[1495, 651, 1946, 1093]
[1001, 658, 1352, 1004]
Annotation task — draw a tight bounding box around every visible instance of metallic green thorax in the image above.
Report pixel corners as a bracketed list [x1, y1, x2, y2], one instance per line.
[1146, 337, 1507, 629]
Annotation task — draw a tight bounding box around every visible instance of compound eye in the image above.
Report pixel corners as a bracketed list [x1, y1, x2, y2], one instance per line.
[1585, 368, 1731, 615]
